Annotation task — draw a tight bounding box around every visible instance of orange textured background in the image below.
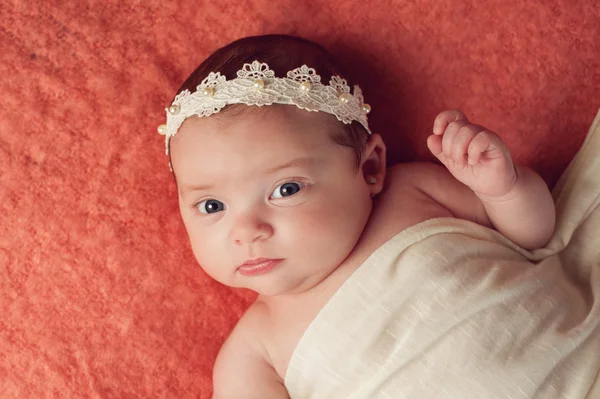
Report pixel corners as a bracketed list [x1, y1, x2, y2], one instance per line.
[1, 1, 599, 397]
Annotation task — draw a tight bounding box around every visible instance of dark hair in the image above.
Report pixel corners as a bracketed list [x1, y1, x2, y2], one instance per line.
[170, 34, 369, 169]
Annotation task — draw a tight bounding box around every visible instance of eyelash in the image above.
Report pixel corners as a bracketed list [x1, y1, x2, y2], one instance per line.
[191, 178, 311, 214]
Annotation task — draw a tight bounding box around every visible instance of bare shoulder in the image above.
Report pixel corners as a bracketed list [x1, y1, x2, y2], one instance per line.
[384, 162, 492, 227]
[212, 302, 289, 399]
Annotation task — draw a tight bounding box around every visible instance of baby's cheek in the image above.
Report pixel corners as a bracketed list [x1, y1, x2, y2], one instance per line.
[292, 201, 358, 253]
[190, 251, 233, 287]
[294, 201, 339, 230]
[187, 229, 224, 272]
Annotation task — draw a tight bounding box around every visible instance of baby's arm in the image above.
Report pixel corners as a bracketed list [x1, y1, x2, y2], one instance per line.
[473, 165, 555, 249]
[212, 309, 290, 399]
[425, 109, 555, 250]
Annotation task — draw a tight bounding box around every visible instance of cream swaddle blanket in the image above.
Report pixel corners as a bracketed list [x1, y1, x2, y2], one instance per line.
[285, 110, 600, 398]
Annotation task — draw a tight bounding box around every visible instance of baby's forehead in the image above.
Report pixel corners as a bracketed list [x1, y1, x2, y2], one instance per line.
[173, 105, 340, 147]
[174, 141, 332, 195]
[174, 105, 342, 155]
[170, 107, 356, 186]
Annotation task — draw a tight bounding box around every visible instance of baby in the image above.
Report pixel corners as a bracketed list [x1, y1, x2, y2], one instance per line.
[158, 35, 599, 398]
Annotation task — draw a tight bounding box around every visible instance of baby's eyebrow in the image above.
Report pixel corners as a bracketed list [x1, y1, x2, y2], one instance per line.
[179, 183, 214, 197]
[264, 156, 322, 174]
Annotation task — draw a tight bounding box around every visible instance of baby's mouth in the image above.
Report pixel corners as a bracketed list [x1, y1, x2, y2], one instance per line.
[237, 258, 283, 276]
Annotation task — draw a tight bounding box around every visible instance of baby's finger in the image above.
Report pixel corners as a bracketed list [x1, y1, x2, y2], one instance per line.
[442, 120, 468, 161]
[427, 134, 452, 167]
[452, 124, 481, 168]
[433, 109, 468, 135]
[467, 131, 494, 165]
[427, 134, 443, 161]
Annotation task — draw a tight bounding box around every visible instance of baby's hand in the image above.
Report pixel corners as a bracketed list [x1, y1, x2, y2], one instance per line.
[427, 109, 517, 199]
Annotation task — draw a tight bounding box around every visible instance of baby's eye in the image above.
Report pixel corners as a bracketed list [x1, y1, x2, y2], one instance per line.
[271, 182, 305, 199]
[196, 199, 225, 214]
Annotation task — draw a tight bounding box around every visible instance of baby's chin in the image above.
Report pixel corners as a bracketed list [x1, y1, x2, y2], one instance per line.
[239, 276, 308, 298]
[235, 267, 330, 298]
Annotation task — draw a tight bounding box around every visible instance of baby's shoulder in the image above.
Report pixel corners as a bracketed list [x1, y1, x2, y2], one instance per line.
[224, 299, 270, 350]
[385, 161, 448, 187]
[374, 162, 453, 222]
[379, 161, 490, 229]
[212, 301, 287, 396]
[356, 162, 452, 252]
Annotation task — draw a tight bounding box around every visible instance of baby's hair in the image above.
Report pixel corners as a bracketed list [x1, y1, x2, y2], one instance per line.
[171, 34, 369, 169]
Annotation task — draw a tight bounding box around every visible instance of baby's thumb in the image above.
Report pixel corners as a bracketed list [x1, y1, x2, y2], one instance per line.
[427, 135, 447, 164]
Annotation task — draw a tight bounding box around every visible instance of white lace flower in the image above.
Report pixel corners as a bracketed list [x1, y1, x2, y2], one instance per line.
[353, 85, 364, 106]
[329, 76, 350, 93]
[287, 65, 321, 83]
[197, 72, 226, 90]
[236, 61, 276, 79]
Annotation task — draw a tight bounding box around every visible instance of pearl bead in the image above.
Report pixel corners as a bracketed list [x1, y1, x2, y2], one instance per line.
[253, 78, 265, 89]
[201, 87, 215, 96]
[362, 103, 371, 114]
[300, 81, 311, 92]
[157, 124, 167, 136]
[168, 104, 180, 115]
[338, 93, 352, 104]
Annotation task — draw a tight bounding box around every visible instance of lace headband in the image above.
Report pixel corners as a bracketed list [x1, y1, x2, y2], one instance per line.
[157, 61, 372, 159]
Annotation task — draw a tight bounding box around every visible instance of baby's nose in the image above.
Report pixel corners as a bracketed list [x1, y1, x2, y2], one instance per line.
[230, 213, 273, 245]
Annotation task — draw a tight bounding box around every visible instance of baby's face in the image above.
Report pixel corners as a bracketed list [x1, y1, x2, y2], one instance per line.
[170, 106, 374, 296]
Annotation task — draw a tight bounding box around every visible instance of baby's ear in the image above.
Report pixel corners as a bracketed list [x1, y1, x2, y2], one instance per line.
[361, 133, 386, 195]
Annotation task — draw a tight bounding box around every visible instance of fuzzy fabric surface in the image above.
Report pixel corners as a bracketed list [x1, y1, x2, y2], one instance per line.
[1, 1, 599, 397]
